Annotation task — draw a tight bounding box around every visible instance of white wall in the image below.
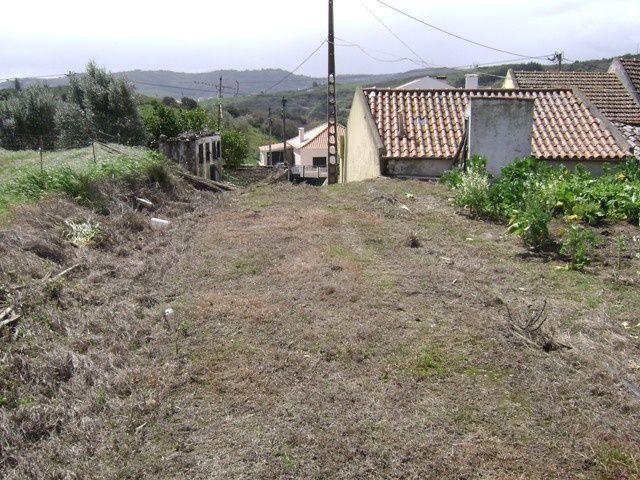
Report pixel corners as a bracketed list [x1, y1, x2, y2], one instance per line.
[344, 89, 385, 182]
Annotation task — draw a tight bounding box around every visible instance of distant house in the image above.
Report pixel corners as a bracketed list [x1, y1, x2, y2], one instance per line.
[258, 122, 346, 178]
[504, 62, 640, 157]
[395, 76, 454, 90]
[343, 87, 631, 182]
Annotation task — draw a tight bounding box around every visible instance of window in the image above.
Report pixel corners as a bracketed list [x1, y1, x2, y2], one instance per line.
[313, 157, 327, 167]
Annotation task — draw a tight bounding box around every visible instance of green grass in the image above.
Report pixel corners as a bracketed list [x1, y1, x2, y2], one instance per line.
[0, 146, 167, 221]
[0, 144, 148, 181]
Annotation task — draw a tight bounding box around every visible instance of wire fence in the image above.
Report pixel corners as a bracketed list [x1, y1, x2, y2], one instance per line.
[0, 131, 148, 180]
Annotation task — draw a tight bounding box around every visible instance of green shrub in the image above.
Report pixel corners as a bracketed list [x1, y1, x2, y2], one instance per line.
[439, 167, 462, 188]
[452, 156, 494, 217]
[507, 192, 553, 250]
[560, 224, 598, 271]
[221, 128, 250, 167]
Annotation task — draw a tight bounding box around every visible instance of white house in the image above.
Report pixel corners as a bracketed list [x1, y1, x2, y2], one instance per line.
[259, 122, 346, 168]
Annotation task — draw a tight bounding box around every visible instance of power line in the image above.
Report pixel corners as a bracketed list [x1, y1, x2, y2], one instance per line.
[360, 1, 431, 69]
[373, 0, 555, 60]
[334, 37, 422, 66]
[264, 40, 327, 92]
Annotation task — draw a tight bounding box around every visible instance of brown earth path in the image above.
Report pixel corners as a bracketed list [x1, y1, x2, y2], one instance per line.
[132, 180, 640, 479]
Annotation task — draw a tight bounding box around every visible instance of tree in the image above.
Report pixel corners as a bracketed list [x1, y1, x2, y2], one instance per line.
[162, 96, 178, 108]
[181, 97, 198, 110]
[0, 85, 58, 150]
[139, 102, 182, 146]
[221, 128, 249, 167]
[14, 78, 21, 92]
[68, 61, 145, 144]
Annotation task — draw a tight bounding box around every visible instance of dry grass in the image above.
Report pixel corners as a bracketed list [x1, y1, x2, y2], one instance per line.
[1, 178, 639, 479]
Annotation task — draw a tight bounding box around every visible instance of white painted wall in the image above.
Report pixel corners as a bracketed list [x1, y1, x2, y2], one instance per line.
[344, 89, 385, 182]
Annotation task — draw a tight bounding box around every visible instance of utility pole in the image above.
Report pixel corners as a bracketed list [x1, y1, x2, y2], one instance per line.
[550, 51, 563, 71]
[268, 106, 273, 166]
[327, 0, 339, 184]
[282, 96, 288, 167]
[218, 76, 223, 131]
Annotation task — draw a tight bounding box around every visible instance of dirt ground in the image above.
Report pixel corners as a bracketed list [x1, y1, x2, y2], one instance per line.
[1, 178, 639, 479]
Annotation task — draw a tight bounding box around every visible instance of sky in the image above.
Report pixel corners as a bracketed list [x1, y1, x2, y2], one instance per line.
[1, 0, 639, 79]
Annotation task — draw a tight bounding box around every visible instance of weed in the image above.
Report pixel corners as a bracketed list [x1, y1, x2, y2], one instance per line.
[65, 220, 102, 247]
[454, 169, 492, 218]
[507, 193, 553, 250]
[597, 445, 639, 479]
[413, 346, 448, 378]
[46, 278, 64, 300]
[276, 446, 296, 472]
[560, 224, 598, 271]
[178, 321, 191, 338]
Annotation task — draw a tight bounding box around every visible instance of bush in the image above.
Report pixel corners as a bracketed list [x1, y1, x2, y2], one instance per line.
[507, 192, 553, 250]
[560, 224, 598, 270]
[452, 156, 493, 217]
[221, 128, 250, 167]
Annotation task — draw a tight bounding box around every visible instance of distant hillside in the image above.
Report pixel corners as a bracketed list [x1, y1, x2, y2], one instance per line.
[2, 53, 638, 99]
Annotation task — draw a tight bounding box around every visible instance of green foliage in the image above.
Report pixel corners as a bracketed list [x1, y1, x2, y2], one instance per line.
[452, 156, 494, 218]
[139, 102, 214, 146]
[507, 192, 554, 250]
[0, 85, 59, 150]
[0, 152, 171, 209]
[68, 61, 145, 145]
[439, 167, 462, 188]
[180, 97, 198, 110]
[560, 224, 598, 271]
[221, 128, 250, 167]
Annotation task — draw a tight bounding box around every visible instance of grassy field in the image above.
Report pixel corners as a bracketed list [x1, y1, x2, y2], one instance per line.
[1, 176, 638, 478]
[0, 144, 149, 181]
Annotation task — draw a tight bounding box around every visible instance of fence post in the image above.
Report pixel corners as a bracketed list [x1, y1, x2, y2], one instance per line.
[92, 141, 97, 163]
[39, 136, 43, 174]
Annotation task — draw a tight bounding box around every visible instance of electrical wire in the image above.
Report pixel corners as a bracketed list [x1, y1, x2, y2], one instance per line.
[264, 40, 327, 92]
[373, 0, 555, 60]
[360, 1, 432, 69]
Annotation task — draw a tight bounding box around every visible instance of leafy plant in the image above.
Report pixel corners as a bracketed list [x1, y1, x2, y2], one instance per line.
[452, 157, 493, 217]
[507, 192, 553, 250]
[560, 224, 598, 271]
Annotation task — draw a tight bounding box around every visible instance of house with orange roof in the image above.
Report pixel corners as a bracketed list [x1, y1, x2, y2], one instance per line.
[258, 122, 345, 171]
[342, 87, 632, 182]
[504, 58, 640, 157]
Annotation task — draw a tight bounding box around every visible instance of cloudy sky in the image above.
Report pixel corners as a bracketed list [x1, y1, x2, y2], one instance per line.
[1, 0, 639, 79]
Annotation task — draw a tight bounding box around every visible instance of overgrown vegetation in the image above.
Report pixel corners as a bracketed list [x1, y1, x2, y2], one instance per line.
[0, 151, 171, 216]
[0, 61, 145, 150]
[443, 156, 640, 266]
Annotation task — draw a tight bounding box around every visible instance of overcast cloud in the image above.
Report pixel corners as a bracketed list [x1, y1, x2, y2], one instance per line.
[2, 0, 639, 79]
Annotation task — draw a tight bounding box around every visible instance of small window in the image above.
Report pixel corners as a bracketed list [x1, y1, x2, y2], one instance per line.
[313, 157, 327, 167]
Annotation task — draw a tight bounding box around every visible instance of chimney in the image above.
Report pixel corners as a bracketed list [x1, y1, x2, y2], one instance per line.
[299, 127, 305, 142]
[465, 74, 479, 89]
[467, 97, 534, 176]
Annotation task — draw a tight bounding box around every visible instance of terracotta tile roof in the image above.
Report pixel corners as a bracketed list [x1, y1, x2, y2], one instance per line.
[364, 88, 629, 161]
[300, 124, 346, 150]
[259, 123, 345, 152]
[511, 71, 640, 125]
[619, 58, 640, 94]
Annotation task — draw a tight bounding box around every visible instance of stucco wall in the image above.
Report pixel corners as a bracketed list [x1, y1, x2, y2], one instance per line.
[468, 98, 534, 176]
[344, 89, 385, 183]
[384, 159, 454, 177]
[296, 147, 327, 166]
